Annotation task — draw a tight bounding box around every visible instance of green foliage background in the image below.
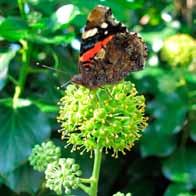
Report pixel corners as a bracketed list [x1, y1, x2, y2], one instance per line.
[0, 0, 195, 195]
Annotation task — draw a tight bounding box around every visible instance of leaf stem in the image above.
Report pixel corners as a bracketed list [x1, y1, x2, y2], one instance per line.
[17, 0, 26, 19]
[13, 40, 30, 108]
[89, 147, 102, 196]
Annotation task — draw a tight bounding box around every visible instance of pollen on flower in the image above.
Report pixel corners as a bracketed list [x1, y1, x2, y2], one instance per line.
[57, 81, 148, 156]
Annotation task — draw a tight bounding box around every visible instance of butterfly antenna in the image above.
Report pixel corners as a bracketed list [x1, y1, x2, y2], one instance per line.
[36, 62, 67, 75]
[59, 80, 72, 89]
[36, 62, 72, 89]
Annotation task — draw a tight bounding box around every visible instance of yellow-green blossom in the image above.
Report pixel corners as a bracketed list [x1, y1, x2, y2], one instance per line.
[29, 141, 61, 172]
[57, 81, 148, 157]
[45, 158, 82, 195]
[161, 34, 195, 67]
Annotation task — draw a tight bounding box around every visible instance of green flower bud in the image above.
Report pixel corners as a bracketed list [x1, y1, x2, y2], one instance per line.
[161, 34, 195, 67]
[57, 81, 148, 157]
[29, 141, 61, 172]
[45, 158, 82, 195]
[113, 192, 132, 196]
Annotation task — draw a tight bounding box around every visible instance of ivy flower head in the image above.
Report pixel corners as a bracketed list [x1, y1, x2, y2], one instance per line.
[57, 81, 148, 157]
[161, 34, 195, 67]
[45, 158, 82, 195]
[29, 141, 61, 172]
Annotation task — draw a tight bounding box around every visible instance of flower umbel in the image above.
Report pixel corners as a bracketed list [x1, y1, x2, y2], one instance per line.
[29, 141, 61, 172]
[45, 158, 82, 195]
[58, 81, 147, 156]
[161, 34, 195, 67]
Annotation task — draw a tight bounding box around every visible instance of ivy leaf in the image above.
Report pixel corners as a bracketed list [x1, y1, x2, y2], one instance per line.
[133, 67, 164, 94]
[140, 90, 187, 157]
[141, 27, 176, 43]
[190, 120, 196, 142]
[164, 183, 192, 196]
[4, 164, 43, 194]
[149, 92, 187, 135]
[28, 4, 80, 34]
[28, 33, 75, 44]
[50, 4, 80, 32]
[0, 104, 50, 174]
[0, 17, 28, 41]
[0, 49, 16, 90]
[140, 125, 177, 157]
[162, 147, 196, 186]
[188, 109, 196, 142]
[31, 100, 58, 113]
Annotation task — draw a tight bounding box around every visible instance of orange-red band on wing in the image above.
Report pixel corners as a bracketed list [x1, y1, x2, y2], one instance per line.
[80, 35, 113, 62]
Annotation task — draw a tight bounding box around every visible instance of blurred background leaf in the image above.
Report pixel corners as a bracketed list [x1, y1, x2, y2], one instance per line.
[0, 49, 16, 90]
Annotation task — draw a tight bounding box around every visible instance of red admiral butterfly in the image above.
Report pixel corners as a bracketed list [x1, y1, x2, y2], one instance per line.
[72, 5, 147, 89]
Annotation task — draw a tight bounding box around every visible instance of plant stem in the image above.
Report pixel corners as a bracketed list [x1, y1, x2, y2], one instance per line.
[80, 178, 92, 184]
[18, 41, 30, 90]
[89, 147, 102, 196]
[78, 183, 91, 195]
[13, 0, 29, 108]
[17, 0, 26, 19]
[13, 41, 30, 108]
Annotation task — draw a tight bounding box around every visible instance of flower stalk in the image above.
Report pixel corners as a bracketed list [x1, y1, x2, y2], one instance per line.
[90, 147, 102, 196]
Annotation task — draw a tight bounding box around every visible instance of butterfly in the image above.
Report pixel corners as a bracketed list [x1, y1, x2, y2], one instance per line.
[72, 5, 147, 89]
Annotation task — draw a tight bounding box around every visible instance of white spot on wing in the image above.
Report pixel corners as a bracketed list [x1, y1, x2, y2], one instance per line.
[101, 22, 108, 28]
[82, 28, 98, 39]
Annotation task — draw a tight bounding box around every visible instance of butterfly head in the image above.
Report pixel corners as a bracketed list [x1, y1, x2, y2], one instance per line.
[86, 5, 119, 29]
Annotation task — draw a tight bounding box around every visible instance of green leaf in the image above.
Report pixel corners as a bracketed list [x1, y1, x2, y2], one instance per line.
[149, 92, 187, 134]
[0, 49, 16, 90]
[185, 71, 196, 111]
[0, 104, 50, 174]
[0, 17, 28, 41]
[140, 90, 187, 157]
[28, 0, 62, 15]
[27, 33, 75, 44]
[0, 98, 14, 107]
[164, 183, 193, 196]
[162, 147, 196, 186]
[28, 4, 80, 33]
[4, 164, 43, 194]
[50, 4, 80, 32]
[190, 121, 196, 142]
[185, 72, 196, 84]
[141, 27, 176, 43]
[133, 67, 164, 94]
[107, 0, 144, 9]
[124, 158, 161, 196]
[140, 125, 177, 157]
[189, 109, 196, 142]
[31, 99, 58, 113]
